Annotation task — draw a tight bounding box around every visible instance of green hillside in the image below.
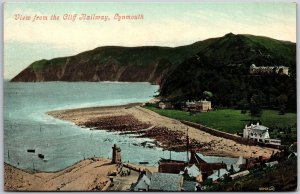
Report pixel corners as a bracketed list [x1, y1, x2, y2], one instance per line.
[159, 33, 296, 111]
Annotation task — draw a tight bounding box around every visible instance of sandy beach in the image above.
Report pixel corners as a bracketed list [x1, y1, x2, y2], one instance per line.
[5, 158, 113, 191]
[4, 157, 157, 191]
[48, 104, 278, 158]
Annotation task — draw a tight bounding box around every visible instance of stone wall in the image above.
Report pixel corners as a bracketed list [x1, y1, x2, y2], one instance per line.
[181, 120, 286, 150]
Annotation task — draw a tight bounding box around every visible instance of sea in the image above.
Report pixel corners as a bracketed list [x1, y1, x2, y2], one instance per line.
[4, 81, 238, 172]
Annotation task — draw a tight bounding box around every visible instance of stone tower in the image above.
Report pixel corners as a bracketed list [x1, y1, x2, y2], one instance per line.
[112, 144, 121, 164]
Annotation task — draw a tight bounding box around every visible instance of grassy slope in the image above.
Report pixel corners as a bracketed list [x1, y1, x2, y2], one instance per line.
[29, 38, 217, 71]
[207, 158, 297, 191]
[26, 33, 296, 73]
[145, 107, 296, 134]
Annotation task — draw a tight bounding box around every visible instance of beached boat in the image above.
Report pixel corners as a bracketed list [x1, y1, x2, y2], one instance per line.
[27, 149, 35, 153]
[139, 162, 149, 164]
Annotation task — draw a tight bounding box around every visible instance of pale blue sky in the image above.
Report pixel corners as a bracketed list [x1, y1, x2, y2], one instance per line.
[4, 2, 296, 79]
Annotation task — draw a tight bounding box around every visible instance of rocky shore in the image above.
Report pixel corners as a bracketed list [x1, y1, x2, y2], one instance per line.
[84, 114, 207, 151]
[48, 105, 278, 158]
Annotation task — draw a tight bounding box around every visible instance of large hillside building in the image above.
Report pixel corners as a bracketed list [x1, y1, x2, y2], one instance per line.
[249, 64, 289, 76]
[185, 100, 212, 112]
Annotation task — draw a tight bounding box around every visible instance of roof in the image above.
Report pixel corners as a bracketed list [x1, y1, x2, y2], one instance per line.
[182, 181, 197, 191]
[144, 168, 152, 179]
[265, 161, 279, 167]
[183, 164, 201, 177]
[131, 174, 151, 191]
[236, 156, 246, 166]
[149, 173, 183, 191]
[247, 124, 268, 131]
[207, 168, 229, 181]
[189, 151, 207, 164]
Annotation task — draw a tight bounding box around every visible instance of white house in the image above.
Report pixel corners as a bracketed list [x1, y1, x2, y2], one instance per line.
[243, 123, 281, 145]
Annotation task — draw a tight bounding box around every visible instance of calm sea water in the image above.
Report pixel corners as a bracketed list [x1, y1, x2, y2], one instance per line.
[4, 81, 237, 172]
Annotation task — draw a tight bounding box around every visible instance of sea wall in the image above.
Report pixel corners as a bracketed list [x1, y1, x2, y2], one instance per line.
[181, 120, 285, 150]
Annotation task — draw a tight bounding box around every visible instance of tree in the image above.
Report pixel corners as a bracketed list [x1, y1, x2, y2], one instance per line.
[237, 98, 248, 113]
[250, 94, 262, 117]
[203, 91, 213, 100]
[277, 94, 288, 115]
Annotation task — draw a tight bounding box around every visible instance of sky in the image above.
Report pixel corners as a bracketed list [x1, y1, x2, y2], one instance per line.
[4, 2, 296, 79]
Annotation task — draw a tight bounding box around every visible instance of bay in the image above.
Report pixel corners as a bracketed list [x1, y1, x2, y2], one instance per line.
[4, 81, 237, 172]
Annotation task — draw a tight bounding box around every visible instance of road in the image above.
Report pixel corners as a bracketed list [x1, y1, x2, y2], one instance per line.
[108, 167, 140, 191]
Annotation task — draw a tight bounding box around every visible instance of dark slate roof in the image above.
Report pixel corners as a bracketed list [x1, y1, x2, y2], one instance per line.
[182, 181, 197, 191]
[189, 151, 207, 164]
[149, 173, 183, 191]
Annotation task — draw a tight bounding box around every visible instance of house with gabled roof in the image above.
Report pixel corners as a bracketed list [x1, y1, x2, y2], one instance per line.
[243, 123, 281, 145]
[130, 169, 152, 191]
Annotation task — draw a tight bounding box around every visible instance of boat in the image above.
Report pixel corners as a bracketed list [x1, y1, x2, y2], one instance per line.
[38, 154, 44, 159]
[139, 162, 149, 164]
[27, 149, 35, 153]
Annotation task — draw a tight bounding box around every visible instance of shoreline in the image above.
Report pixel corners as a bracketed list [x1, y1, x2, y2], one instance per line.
[47, 104, 278, 159]
[4, 157, 157, 191]
[4, 157, 113, 191]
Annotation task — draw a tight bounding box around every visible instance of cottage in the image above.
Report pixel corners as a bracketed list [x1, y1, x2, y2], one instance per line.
[158, 152, 226, 182]
[185, 100, 212, 112]
[230, 156, 246, 173]
[180, 164, 203, 183]
[149, 173, 183, 191]
[243, 123, 281, 145]
[130, 170, 152, 191]
[189, 151, 227, 180]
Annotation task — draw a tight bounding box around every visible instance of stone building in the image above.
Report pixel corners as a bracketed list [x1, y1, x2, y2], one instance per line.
[249, 64, 289, 76]
[185, 100, 212, 112]
[112, 144, 121, 164]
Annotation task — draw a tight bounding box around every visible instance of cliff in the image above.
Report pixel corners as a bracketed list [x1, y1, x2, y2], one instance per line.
[11, 40, 215, 84]
[12, 34, 295, 84]
[11, 33, 296, 111]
